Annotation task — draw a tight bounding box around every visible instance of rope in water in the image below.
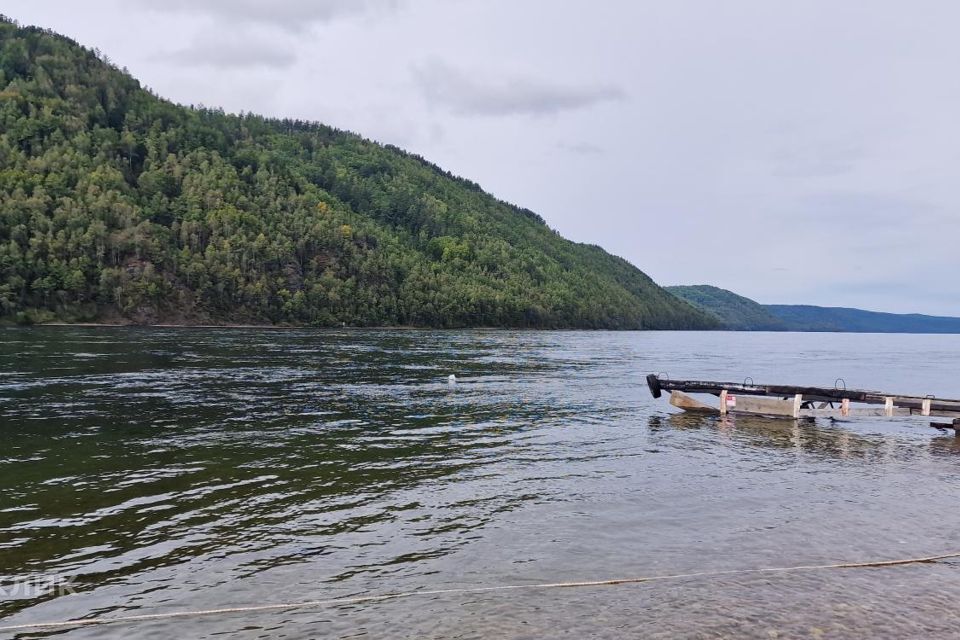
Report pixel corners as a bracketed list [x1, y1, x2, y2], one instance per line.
[2, 551, 958, 632]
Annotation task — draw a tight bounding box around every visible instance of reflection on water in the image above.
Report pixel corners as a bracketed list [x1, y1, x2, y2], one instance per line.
[650, 413, 899, 460]
[929, 434, 960, 456]
[2, 328, 960, 638]
[652, 411, 960, 463]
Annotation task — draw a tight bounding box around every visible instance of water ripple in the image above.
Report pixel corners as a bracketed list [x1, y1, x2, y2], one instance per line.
[1, 328, 960, 637]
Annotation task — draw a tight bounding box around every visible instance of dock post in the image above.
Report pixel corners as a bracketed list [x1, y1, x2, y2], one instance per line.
[922, 398, 932, 417]
[792, 394, 803, 418]
[841, 398, 850, 417]
[884, 397, 894, 417]
[719, 390, 728, 415]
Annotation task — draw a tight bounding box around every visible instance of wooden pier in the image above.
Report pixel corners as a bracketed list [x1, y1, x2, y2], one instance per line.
[647, 374, 960, 428]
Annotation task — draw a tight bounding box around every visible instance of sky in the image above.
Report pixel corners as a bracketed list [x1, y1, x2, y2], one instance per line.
[6, 0, 960, 315]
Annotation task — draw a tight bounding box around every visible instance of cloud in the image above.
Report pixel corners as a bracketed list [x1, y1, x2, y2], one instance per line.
[413, 60, 625, 117]
[816, 279, 950, 311]
[164, 39, 297, 69]
[771, 141, 863, 178]
[796, 191, 938, 228]
[558, 141, 604, 155]
[135, 0, 398, 32]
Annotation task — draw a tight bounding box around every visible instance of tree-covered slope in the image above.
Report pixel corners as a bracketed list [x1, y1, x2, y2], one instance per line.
[765, 305, 960, 334]
[666, 285, 786, 331]
[0, 19, 716, 329]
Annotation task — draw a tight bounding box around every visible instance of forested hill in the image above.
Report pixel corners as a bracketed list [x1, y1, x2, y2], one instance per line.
[0, 19, 716, 329]
[665, 285, 786, 331]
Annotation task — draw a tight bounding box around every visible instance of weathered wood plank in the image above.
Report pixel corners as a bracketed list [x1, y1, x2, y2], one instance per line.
[728, 395, 798, 417]
[669, 390, 719, 413]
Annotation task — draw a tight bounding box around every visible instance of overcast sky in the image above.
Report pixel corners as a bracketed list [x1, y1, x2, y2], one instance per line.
[7, 1, 960, 314]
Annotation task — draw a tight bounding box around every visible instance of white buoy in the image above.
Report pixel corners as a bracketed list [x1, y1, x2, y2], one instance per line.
[447, 374, 457, 386]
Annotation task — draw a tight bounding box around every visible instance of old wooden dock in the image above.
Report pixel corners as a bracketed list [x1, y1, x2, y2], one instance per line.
[647, 374, 960, 427]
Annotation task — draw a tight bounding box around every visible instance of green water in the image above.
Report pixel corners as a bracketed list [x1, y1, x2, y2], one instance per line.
[2, 328, 960, 638]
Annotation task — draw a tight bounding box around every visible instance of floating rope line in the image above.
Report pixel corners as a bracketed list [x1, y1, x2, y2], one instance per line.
[2, 551, 958, 632]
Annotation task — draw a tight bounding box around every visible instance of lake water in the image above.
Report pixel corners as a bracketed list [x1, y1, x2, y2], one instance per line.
[2, 328, 960, 638]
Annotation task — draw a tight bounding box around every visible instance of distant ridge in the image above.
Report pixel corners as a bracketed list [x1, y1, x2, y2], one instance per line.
[665, 285, 785, 331]
[668, 285, 960, 334]
[764, 305, 960, 334]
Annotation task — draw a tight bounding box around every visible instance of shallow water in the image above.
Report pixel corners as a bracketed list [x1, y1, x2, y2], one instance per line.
[2, 328, 960, 638]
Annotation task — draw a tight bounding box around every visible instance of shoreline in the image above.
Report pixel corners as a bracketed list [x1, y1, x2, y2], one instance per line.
[14, 322, 650, 332]
[5, 323, 960, 335]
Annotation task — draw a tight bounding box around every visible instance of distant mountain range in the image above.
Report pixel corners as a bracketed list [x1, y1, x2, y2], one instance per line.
[667, 285, 960, 334]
